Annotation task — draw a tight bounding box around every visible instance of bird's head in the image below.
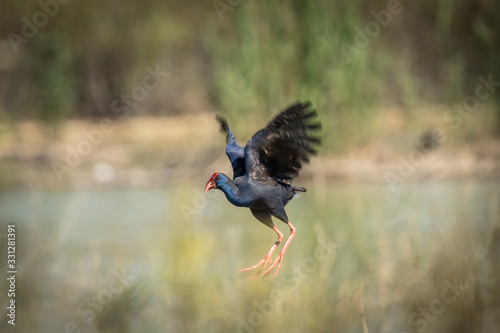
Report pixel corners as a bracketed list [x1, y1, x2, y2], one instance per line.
[204, 172, 222, 192]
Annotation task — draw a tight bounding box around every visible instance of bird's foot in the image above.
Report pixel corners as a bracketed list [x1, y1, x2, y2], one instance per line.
[262, 222, 296, 278]
[238, 226, 283, 279]
[238, 251, 275, 279]
[262, 251, 285, 278]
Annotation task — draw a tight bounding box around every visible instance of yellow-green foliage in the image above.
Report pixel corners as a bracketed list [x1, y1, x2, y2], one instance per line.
[1, 181, 498, 332]
[0, 0, 499, 148]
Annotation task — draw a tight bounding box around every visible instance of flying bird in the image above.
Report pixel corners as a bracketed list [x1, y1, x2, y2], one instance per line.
[204, 101, 321, 278]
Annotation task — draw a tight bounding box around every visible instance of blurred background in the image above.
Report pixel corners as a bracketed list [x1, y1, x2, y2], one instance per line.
[1, 0, 500, 332]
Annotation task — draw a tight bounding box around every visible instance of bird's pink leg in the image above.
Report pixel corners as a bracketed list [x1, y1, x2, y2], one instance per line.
[263, 222, 296, 278]
[238, 226, 284, 279]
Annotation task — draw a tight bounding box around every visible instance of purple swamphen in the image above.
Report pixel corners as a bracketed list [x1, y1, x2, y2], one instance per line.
[204, 101, 321, 278]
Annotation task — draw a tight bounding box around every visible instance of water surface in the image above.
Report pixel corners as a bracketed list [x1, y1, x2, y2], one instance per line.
[0, 180, 498, 332]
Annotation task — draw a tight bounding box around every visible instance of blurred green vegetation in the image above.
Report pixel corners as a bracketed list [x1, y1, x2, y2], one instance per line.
[0, 0, 499, 148]
[1, 181, 499, 332]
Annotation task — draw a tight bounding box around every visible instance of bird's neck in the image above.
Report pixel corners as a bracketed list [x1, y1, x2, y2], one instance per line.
[218, 175, 251, 207]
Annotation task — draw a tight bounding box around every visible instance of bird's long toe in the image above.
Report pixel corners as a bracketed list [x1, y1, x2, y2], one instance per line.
[263, 222, 296, 278]
[238, 255, 273, 279]
[238, 244, 278, 279]
[262, 252, 284, 277]
[238, 225, 284, 279]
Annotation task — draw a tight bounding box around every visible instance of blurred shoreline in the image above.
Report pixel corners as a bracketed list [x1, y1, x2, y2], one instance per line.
[1, 113, 499, 189]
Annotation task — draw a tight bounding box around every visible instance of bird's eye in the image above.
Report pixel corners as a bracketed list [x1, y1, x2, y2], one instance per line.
[215, 175, 220, 181]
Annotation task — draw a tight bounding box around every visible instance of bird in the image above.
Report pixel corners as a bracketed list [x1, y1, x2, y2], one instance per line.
[204, 101, 321, 278]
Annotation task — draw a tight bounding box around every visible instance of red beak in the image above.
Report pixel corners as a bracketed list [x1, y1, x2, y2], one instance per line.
[204, 180, 216, 192]
[204, 172, 219, 192]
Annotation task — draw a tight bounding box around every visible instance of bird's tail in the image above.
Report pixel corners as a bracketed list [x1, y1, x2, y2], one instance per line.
[292, 186, 307, 199]
[293, 186, 307, 192]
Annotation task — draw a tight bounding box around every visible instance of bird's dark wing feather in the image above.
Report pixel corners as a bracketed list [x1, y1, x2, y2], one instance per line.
[244, 101, 321, 182]
[216, 115, 246, 179]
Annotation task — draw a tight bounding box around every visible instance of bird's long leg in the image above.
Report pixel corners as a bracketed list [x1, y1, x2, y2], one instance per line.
[238, 226, 284, 279]
[262, 221, 296, 278]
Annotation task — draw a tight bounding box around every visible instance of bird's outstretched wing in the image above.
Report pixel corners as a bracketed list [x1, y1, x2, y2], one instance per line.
[216, 115, 246, 179]
[244, 101, 321, 182]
